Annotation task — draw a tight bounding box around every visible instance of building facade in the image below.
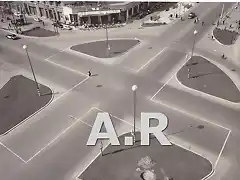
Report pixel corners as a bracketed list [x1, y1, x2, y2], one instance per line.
[10, 1, 153, 25]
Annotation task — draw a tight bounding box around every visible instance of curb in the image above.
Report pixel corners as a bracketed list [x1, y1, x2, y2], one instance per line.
[175, 54, 240, 105]
[69, 38, 142, 65]
[0, 27, 60, 39]
[0, 80, 54, 137]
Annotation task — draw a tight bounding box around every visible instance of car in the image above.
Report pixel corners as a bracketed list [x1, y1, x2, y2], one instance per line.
[52, 21, 63, 28]
[188, 12, 197, 19]
[6, 34, 19, 40]
[62, 25, 72, 30]
[33, 17, 41, 22]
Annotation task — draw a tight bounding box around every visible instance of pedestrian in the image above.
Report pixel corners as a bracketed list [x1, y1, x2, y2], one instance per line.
[217, 20, 219, 27]
[223, 20, 225, 24]
[88, 70, 92, 77]
[42, 21, 45, 26]
[211, 35, 214, 40]
[222, 53, 225, 59]
[202, 21, 204, 26]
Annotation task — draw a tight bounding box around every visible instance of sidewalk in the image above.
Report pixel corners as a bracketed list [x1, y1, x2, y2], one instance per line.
[196, 3, 240, 66]
[143, 2, 197, 25]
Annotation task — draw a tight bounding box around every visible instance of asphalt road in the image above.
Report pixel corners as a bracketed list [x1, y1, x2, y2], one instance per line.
[0, 2, 239, 180]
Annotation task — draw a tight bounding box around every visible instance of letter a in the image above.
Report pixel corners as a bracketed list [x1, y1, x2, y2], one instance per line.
[86, 112, 120, 146]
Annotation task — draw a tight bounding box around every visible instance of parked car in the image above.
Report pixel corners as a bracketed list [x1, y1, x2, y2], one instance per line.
[33, 17, 41, 22]
[62, 25, 72, 30]
[188, 12, 197, 19]
[6, 34, 19, 40]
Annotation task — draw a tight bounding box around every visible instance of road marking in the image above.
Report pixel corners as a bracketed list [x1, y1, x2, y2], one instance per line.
[94, 107, 139, 128]
[75, 107, 224, 180]
[52, 77, 89, 103]
[214, 129, 231, 169]
[189, 53, 240, 106]
[25, 107, 95, 163]
[44, 49, 88, 77]
[150, 54, 189, 100]
[136, 47, 167, 73]
[75, 130, 132, 179]
[0, 142, 26, 163]
[151, 99, 230, 131]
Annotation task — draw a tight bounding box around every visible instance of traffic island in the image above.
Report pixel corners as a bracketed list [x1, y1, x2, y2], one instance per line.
[213, 27, 239, 45]
[23, 27, 59, 37]
[177, 56, 240, 102]
[70, 39, 140, 58]
[0, 75, 53, 135]
[79, 132, 212, 180]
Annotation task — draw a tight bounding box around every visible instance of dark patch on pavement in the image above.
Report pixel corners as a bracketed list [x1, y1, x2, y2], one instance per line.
[23, 27, 58, 37]
[213, 28, 239, 45]
[177, 56, 240, 102]
[79, 132, 212, 180]
[0, 75, 53, 135]
[197, 125, 205, 129]
[70, 39, 140, 58]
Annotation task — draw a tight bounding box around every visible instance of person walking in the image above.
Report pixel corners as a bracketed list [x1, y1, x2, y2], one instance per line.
[202, 21, 204, 26]
[88, 70, 92, 77]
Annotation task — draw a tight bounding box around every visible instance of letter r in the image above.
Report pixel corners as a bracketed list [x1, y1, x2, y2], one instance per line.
[141, 113, 171, 146]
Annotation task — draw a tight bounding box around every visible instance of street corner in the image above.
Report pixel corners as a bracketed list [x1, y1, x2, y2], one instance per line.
[22, 27, 59, 37]
[176, 55, 240, 103]
[70, 39, 141, 60]
[79, 131, 213, 180]
[0, 75, 53, 136]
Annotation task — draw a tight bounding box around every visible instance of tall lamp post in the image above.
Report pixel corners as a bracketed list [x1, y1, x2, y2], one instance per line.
[190, 30, 198, 65]
[105, 23, 109, 56]
[23, 45, 41, 96]
[132, 85, 138, 136]
[104, 12, 110, 57]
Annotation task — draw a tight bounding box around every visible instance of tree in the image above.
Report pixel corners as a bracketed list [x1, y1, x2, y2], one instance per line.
[137, 156, 156, 180]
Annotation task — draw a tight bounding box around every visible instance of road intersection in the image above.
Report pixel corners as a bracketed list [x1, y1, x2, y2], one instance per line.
[0, 2, 239, 180]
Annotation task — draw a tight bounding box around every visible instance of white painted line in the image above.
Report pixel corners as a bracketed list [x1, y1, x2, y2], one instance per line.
[167, 137, 215, 180]
[0, 142, 26, 163]
[175, 72, 240, 106]
[52, 77, 89, 103]
[69, 115, 92, 128]
[0, 85, 54, 137]
[44, 57, 88, 77]
[188, 53, 240, 106]
[150, 54, 189, 100]
[25, 107, 95, 163]
[93, 107, 140, 129]
[214, 129, 231, 169]
[136, 47, 166, 73]
[74, 107, 219, 180]
[151, 99, 230, 131]
[75, 127, 136, 179]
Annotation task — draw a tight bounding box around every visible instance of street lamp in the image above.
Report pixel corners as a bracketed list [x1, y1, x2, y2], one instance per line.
[190, 30, 198, 65]
[104, 12, 110, 57]
[191, 30, 198, 57]
[23, 45, 41, 96]
[132, 85, 138, 136]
